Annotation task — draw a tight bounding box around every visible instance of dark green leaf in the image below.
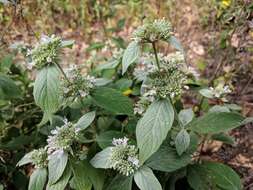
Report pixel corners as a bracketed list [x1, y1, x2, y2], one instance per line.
[187, 162, 242, 190]
[189, 112, 244, 134]
[0, 74, 21, 99]
[71, 161, 92, 190]
[212, 133, 235, 145]
[96, 131, 124, 149]
[146, 143, 191, 172]
[106, 174, 132, 190]
[84, 160, 105, 190]
[92, 87, 133, 115]
[136, 99, 174, 163]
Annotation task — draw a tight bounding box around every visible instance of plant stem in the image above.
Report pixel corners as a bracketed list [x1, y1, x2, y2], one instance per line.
[54, 62, 85, 107]
[151, 42, 161, 70]
[168, 97, 183, 128]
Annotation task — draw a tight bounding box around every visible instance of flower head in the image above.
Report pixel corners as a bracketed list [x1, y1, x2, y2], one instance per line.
[109, 137, 139, 176]
[47, 119, 79, 155]
[29, 148, 48, 168]
[28, 35, 62, 69]
[61, 65, 96, 100]
[132, 18, 173, 43]
[139, 52, 187, 99]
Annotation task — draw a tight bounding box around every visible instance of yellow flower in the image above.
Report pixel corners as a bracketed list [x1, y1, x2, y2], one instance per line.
[221, 0, 231, 8]
[123, 89, 133, 96]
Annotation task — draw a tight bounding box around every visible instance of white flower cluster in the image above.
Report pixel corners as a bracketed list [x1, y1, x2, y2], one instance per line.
[47, 119, 80, 157]
[109, 137, 140, 176]
[132, 18, 173, 43]
[62, 65, 96, 100]
[133, 52, 190, 115]
[134, 89, 156, 115]
[29, 148, 48, 168]
[26, 34, 62, 69]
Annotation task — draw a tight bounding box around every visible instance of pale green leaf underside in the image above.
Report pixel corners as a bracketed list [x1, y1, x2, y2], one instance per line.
[90, 147, 112, 169]
[33, 65, 61, 121]
[122, 41, 140, 74]
[134, 166, 162, 190]
[75, 111, 96, 130]
[48, 152, 68, 184]
[29, 168, 47, 190]
[136, 99, 174, 163]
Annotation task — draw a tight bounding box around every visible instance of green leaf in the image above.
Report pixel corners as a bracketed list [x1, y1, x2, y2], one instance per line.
[190, 112, 244, 134]
[71, 161, 92, 190]
[199, 88, 214, 98]
[94, 78, 112, 86]
[0, 74, 21, 99]
[168, 36, 184, 53]
[212, 133, 235, 145]
[178, 108, 194, 126]
[209, 105, 230, 113]
[28, 168, 47, 190]
[0, 184, 3, 190]
[122, 41, 140, 74]
[187, 162, 242, 190]
[61, 40, 75, 48]
[115, 78, 133, 91]
[48, 151, 68, 184]
[84, 160, 105, 190]
[134, 166, 162, 190]
[92, 87, 133, 115]
[75, 111, 96, 130]
[106, 175, 132, 190]
[187, 163, 214, 190]
[96, 131, 124, 149]
[96, 59, 120, 71]
[175, 129, 190, 155]
[136, 99, 174, 163]
[90, 147, 112, 169]
[46, 164, 71, 190]
[16, 152, 33, 167]
[33, 65, 61, 122]
[146, 143, 191, 172]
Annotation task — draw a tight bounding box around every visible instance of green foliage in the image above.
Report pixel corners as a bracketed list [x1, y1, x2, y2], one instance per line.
[122, 41, 140, 74]
[136, 99, 174, 163]
[134, 166, 162, 190]
[33, 65, 61, 123]
[187, 162, 242, 190]
[92, 87, 134, 115]
[9, 19, 250, 190]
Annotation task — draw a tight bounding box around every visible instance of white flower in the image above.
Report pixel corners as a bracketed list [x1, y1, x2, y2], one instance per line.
[112, 137, 129, 147]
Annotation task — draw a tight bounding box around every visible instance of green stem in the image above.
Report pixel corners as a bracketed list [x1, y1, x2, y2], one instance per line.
[54, 62, 85, 107]
[151, 42, 161, 70]
[168, 97, 183, 128]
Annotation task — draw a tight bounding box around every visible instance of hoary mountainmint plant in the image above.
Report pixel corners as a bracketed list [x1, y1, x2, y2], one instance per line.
[17, 19, 252, 190]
